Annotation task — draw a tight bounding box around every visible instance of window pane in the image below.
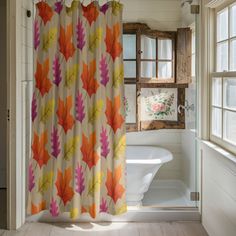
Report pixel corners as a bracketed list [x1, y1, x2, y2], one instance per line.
[123, 34, 136, 59]
[212, 78, 222, 106]
[230, 39, 236, 71]
[230, 4, 236, 37]
[217, 41, 228, 72]
[124, 84, 136, 123]
[158, 62, 172, 78]
[217, 8, 228, 42]
[124, 61, 136, 78]
[141, 35, 156, 60]
[224, 110, 236, 144]
[158, 39, 172, 60]
[212, 107, 222, 137]
[141, 61, 156, 78]
[223, 78, 236, 109]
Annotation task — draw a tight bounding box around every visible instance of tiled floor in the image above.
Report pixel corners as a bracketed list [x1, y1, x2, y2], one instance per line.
[1, 222, 208, 236]
[0, 189, 7, 229]
[143, 188, 194, 207]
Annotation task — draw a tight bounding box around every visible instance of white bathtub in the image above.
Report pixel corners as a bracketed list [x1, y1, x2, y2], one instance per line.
[126, 145, 173, 206]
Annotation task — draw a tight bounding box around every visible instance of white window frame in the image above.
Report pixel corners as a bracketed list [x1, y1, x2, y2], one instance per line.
[210, 0, 236, 155]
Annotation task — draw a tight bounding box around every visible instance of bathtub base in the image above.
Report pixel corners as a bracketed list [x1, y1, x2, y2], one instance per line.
[126, 193, 144, 206]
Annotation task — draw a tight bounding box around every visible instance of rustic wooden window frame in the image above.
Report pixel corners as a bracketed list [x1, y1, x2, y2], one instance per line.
[123, 23, 187, 132]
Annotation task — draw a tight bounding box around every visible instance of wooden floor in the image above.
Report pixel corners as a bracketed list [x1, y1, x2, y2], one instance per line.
[0, 222, 208, 236]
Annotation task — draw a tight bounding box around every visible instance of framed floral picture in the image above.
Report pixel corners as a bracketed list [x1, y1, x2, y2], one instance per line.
[140, 88, 178, 121]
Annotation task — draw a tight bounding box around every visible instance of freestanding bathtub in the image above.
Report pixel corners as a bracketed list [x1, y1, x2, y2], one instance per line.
[126, 145, 173, 206]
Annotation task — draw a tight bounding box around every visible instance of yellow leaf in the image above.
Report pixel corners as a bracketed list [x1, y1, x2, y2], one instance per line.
[115, 203, 127, 215]
[63, 136, 79, 161]
[112, 2, 123, 16]
[88, 171, 103, 195]
[65, 64, 79, 88]
[42, 28, 57, 52]
[38, 171, 53, 194]
[88, 99, 104, 123]
[66, 0, 79, 15]
[40, 99, 55, 124]
[89, 28, 103, 52]
[113, 64, 124, 88]
[70, 208, 79, 219]
[113, 135, 126, 159]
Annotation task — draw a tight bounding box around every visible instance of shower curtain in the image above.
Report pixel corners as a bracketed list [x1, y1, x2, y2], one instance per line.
[28, 0, 126, 219]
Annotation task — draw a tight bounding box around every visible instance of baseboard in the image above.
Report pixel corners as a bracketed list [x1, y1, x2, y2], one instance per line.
[26, 207, 200, 223]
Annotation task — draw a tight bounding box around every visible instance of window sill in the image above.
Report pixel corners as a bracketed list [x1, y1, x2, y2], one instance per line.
[200, 140, 236, 165]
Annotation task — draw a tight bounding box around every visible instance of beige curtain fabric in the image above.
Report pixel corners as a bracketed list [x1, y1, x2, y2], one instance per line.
[28, 0, 126, 219]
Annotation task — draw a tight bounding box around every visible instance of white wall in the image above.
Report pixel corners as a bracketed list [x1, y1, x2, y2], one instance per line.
[201, 142, 236, 236]
[0, 0, 7, 188]
[80, 0, 182, 31]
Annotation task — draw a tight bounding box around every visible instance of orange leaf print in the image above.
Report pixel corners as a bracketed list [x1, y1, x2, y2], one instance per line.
[35, 58, 52, 97]
[81, 132, 99, 170]
[82, 3, 99, 25]
[105, 165, 125, 203]
[81, 60, 99, 97]
[32, 131, 50, 169]
[89, 203, 97, 218]
[55, 167, 74, 205]
[105, 23, 122, 61]
[56, 96, 75, 133]
[31, 200, 46, 215]
[105, 96, 124, 133]
[59, 23, 76, 61]
[37, 2, 53, 25]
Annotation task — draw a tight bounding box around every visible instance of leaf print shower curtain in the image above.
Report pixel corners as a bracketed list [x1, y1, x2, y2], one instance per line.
[28, 0, 126, 219]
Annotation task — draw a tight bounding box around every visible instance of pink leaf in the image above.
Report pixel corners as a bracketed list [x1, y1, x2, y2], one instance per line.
[76, 19, 85, 50]
[100, 55, 109, 87]
[53, 56, 62, 86]
[100, 3, 109, 14]
[34, 20, 40, 50]
[75, 91, 85, 123]
[100, 198, 108, 213]
[31, 92, 37, 122]
[28, 163, 35, 192]
[54, 1, 63, 14]
[75, 165, 85, 195]
[51, 126, 61, 158]
[50, 198, 59, 217]
[100, 126, 110, 158]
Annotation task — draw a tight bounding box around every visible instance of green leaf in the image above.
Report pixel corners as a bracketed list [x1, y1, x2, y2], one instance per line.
[40, 99, 55, 124]
[88, 171, 103, 196]
[113, 64, 124, 88]
[89, 28, 103, 52]
[42, 28, 57, 52]
[88, 99, 104, 123]
[38, 171, 53, 194]
[113, 135, 126, 159]
[65, 64, 79, 88]
[63, 136, 79, 161]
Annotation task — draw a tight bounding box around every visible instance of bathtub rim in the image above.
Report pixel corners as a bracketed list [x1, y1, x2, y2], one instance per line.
[126, 145, 173, 164]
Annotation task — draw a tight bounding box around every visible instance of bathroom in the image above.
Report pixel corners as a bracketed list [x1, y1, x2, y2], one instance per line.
[19, 0, 199, 220]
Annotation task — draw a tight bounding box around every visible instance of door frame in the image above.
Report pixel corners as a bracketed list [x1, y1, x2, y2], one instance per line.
[7, 0, 25, 230]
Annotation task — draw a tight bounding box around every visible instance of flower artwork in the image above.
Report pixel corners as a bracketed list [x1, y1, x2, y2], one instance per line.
[141, 88, 177, 121]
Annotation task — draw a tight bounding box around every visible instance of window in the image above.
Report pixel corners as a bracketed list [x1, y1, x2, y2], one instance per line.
[123, 23, 191, 132]
[210, 2, 236, 153]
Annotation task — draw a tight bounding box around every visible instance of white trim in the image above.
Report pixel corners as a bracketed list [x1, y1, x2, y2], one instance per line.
[7, 0, 25, 230]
